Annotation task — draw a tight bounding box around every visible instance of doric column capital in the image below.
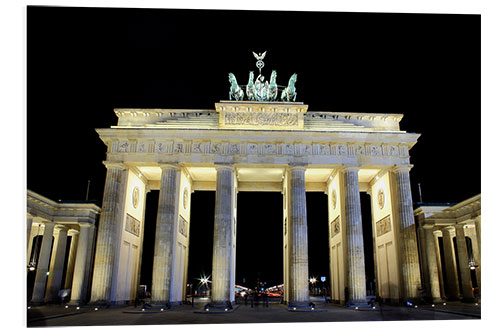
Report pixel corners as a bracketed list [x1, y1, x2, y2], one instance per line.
[341, 165, 360, 173]
[158, 163, 181, 172]
[422, 222, 436, 230]
[42, 221, 56, 227]
[214, 163, 235, 172]
[432, 229, 442, 236]
[392, 164, 414, 173]
[443, 226, 455, 234]
[287, 164, 307, 173]
[55, 225, 69, 232]
[102, 161, 127, 170]
[78, 222, 93, 229]
[68, 229, 80, 236]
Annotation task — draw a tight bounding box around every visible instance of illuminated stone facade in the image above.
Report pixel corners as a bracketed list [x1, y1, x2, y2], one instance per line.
[26, 190, 100, 304]
[414, 195, 481, 302]
[82, 100, 424, 307]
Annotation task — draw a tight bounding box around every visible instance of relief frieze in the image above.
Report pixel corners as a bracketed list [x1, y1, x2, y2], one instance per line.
[124, 139, 407, 160]
[191, 142, 203, 153]
[178, 215, 188, 237]
[331, 216, 340, 237]
[125, 214, 140, 237]
[375, 215, 392, 237]
[224, 111, 298, 127]
[118, 141, 130, 152]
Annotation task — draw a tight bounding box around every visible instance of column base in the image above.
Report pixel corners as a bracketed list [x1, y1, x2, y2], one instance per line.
[150, 301, 173, 309]
[346, 297, 372, 308]
[461, 297, 477, 303]
[87, 300, 112, 307]
[288, 300, 315, 309]
[202, 301, 234, 313]
[209, 300, 234, 308]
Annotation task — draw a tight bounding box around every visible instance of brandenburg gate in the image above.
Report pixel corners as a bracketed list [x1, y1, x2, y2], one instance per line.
[89, 96, 422, 307]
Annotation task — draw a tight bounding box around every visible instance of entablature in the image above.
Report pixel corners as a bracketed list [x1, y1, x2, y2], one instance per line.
[112, 101, 407, 133]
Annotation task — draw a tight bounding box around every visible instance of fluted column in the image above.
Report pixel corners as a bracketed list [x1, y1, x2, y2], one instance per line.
[433, 230, 446, 299]
[81, 224, 96, 301]
[70, 223, 91, 304]
[442, 227, 459, 300]
[474, 216, 481, 255]
[211, 164, 236, 304]
[343, 166, 366, 305]
[423, 226, 442, 302]
[287, 165, 309, 305]
[470, 223, 480, 291]
[27, 214, 33, 251]
[455, 224, 475, 301]
[90, 162, 126, 303]
[31, 221, 55, 303]
[151, 164, 181, 304]
[45, 225, 69, 302]
[64, 230, 79, 289]
[393, 166, 421, 300]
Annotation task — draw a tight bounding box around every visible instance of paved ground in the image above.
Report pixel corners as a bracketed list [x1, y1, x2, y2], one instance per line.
[27, 301, 480, 327]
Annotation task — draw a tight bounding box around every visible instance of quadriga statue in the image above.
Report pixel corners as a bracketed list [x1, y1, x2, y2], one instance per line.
[246, 71, 256, 101]
[281, 73, 297, 102]
[228, 73, 244, 101]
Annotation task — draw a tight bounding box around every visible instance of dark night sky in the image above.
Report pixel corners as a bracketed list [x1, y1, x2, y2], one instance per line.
[27, 7, 480, 290]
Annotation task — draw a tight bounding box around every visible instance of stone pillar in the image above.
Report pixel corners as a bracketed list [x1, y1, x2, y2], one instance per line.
[82, 224, 96, 302]
[455, 224, 475, 301]
[64, 230, 79, 289]
[27, 214, 33, 251]
[442, 227, 459, 300]
[343, 166, 366, 305]
[393, 166, 422, 300]
[151, 164, 181, 305]
[469, 223, 481, 291]
[474, 216, 481, 255]
[423, 226, 442, 302]
[287, 165, 309, 306]
[45, 225, 69, 302]
[433, 230, 446, 299]
[31, 222, 55, 303]
[211, 164, 236, 305]
[70, 223, 92, 304]
[90, 163, 126, 303]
